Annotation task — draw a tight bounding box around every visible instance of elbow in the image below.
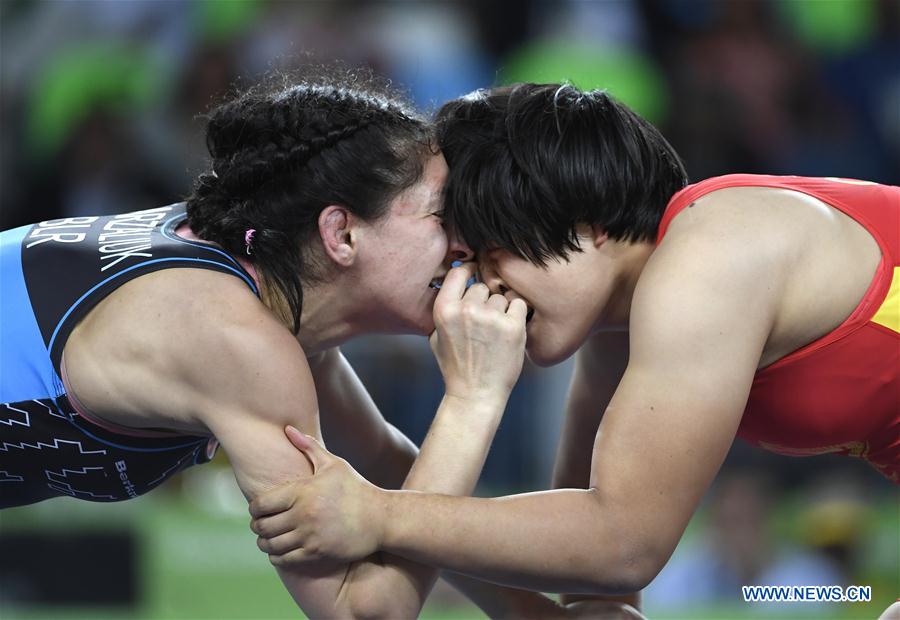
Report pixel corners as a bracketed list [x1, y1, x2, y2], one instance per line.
[574, 497, 673, 594]
[613, 550, 667, 593]
[576, 543, 668, 595]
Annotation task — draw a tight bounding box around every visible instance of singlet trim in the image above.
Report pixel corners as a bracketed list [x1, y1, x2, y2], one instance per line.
[65, 416, 210, 453]
[657, 175, 896, 374]
[160, 212, 259, 296]
[60, 353, 199, 439]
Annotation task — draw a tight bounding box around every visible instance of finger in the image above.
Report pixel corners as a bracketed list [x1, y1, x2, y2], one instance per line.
[248, 484, 297, 519]
[257, 530, 306, 556]
[506, 298, 528, 323]
[435, 262, 477, 305]
[250, 511, 296, 538]
[268, 547, 322, 568]
[285, 425, 328, 474]
[462, 282, 490, 304]
[486, 293, 510, 312]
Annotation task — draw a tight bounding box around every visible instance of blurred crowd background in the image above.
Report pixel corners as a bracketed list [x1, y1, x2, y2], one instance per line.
[1, 1, 897, 619]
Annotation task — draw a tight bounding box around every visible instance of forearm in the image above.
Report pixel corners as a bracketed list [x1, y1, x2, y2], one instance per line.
[362, 422, 418, 489]
[442, 570, 567, 619]
[337, 393, 508, 617]
[561, 591, 641, 610]
[550, 333, 642, 610]
[382, 488, 653, 595]
[402, 394, 503, 493]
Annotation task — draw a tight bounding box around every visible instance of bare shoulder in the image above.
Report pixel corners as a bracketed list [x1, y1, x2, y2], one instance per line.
[666, 184, 862, 251]
[153, 270, 317, 429]
[631, 197, 783, 378]
[659, 184, 882, 365]
[645, 185, 807, 324]
[65, 268, 315, 434]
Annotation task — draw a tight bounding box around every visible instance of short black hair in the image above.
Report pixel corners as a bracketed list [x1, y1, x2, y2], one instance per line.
[186, 67, 433, 333]
[436, 83, 688, 265]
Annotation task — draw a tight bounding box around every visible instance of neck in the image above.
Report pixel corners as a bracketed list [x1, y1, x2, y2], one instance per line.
[294, 279, 367, 354]
[598, 241, 656, 328]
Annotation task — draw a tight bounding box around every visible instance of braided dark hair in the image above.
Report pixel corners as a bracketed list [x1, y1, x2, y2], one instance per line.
[186, 70, 434, 333]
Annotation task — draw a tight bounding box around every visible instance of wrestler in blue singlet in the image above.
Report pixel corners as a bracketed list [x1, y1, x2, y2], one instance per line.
[0, 204, 257, 508]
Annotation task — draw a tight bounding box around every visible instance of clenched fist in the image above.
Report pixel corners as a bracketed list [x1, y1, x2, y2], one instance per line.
[430, 262, 527, 406]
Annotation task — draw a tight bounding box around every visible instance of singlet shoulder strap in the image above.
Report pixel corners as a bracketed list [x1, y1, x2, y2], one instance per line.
[19, 203, 260, 375]
[656, 174, 792, 244]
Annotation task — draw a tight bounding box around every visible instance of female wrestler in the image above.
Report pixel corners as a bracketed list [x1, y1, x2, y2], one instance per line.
[250, 83, 899, 616]
[2, 73, 638, 619]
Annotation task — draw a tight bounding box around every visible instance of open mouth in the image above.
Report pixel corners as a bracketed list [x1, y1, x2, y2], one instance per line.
[429, 277, 444, 290]
[526, 307, 535, 323]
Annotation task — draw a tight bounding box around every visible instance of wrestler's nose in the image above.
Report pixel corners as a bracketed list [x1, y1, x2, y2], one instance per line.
[446, 230, 474, 263]
[476, 259, 507, 296]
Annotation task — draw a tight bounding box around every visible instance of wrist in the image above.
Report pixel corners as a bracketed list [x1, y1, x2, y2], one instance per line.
[379, 489, 411, 553]
[441, 391, 509, 415]
[372, 486, 396, 550]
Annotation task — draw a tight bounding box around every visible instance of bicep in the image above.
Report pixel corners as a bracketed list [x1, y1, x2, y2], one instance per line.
[211, 411, 317, 499]
[199, 336, 322, 497]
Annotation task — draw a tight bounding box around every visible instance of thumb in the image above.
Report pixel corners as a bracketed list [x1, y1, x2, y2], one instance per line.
[284, 425, 328, 474]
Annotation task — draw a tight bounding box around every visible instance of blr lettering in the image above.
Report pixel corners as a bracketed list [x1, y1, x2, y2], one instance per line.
[25, 217, 99, 248]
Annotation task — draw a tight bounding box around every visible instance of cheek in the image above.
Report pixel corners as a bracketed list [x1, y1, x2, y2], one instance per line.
[430, 225, 449, 254]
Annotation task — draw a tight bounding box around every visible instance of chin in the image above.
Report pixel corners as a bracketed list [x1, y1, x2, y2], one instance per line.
[525, 339, 577, 368]
[415, 317, 435, 335]
[403, 309, 435, 336]
[525, 330, 583, 368]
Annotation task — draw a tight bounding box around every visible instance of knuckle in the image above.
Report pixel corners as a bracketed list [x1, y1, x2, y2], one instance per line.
[462, 303, 480, 318]
[436, 306, 458, 323]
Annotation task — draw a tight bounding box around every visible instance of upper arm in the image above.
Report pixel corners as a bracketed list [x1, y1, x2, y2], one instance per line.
[588, 225, 780, 579]
[175, 303, 362, 616]
[191, 318, 321, 499]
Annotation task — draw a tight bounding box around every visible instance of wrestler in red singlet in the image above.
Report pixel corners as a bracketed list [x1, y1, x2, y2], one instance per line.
[658, 175, 900, 483]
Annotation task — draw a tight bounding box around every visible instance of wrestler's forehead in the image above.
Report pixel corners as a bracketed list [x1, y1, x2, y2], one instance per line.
[391, 154, 447, 215]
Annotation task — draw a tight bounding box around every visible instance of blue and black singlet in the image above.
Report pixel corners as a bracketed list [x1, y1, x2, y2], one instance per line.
[0, 204, 258, 508]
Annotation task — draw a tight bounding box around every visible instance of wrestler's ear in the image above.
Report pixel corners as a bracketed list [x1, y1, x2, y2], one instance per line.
[589, 223, 609, 248]
[318, 205, 358, 267]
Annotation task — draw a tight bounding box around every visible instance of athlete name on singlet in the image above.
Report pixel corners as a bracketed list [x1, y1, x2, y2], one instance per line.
[97, 206, 173, 271]
[24, 205, 174, 272]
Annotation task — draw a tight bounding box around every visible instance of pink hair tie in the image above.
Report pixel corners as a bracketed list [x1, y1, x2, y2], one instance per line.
[244, 229, 257, 255]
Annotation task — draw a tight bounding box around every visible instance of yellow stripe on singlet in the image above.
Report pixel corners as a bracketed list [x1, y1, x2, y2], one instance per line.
[871, 267, 900, 333]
